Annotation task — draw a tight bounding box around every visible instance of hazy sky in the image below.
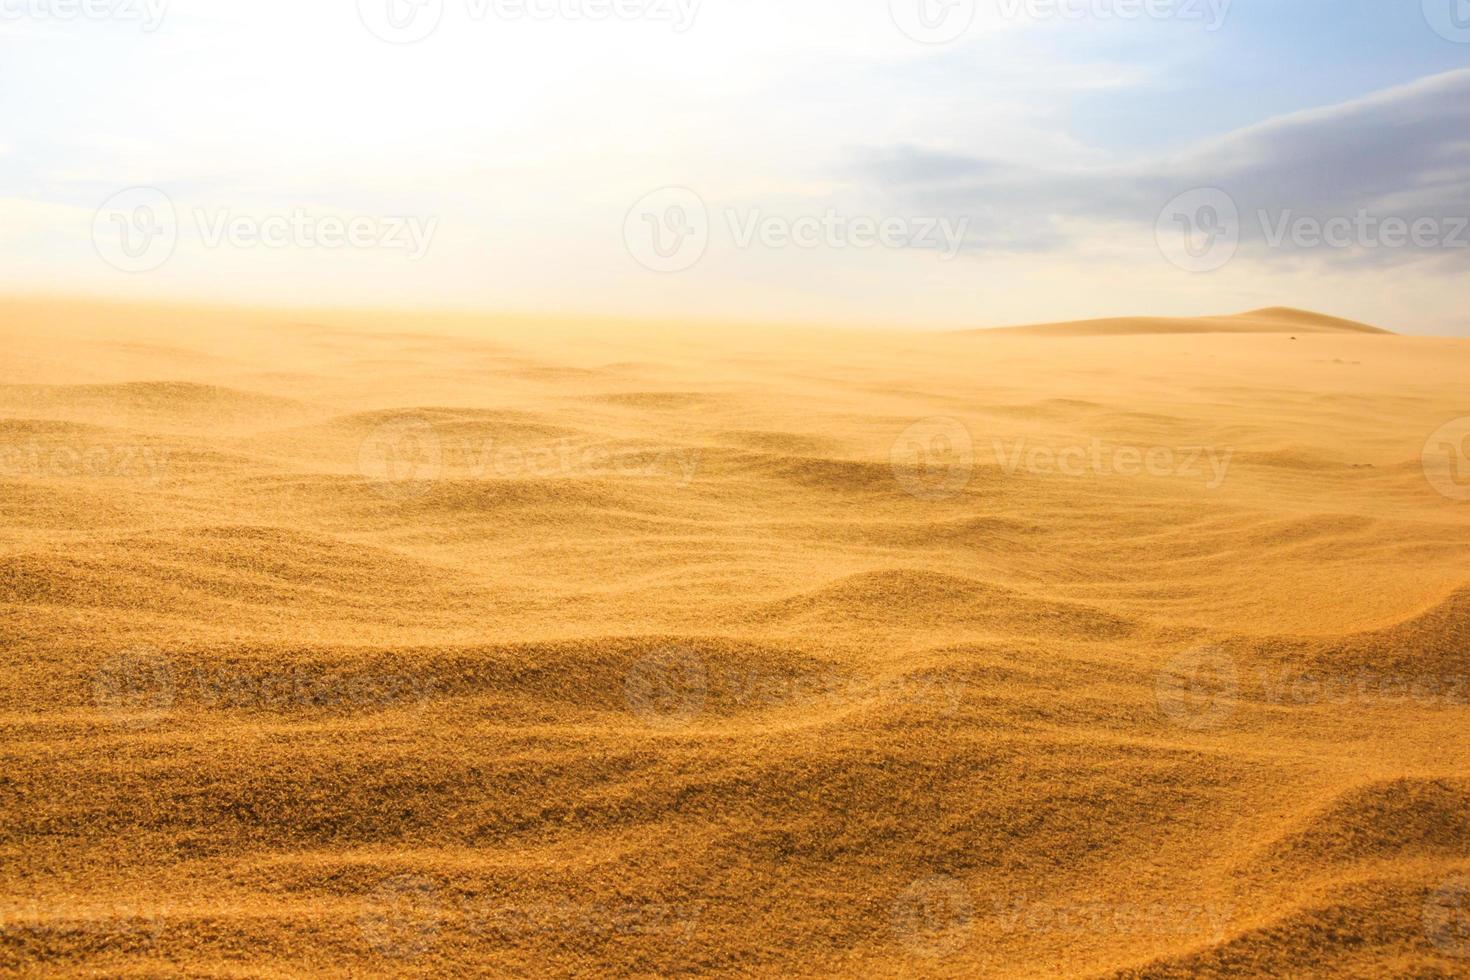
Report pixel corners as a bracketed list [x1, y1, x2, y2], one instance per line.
[3, 0, 1469, 332]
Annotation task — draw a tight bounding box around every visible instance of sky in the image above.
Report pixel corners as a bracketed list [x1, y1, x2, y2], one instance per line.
[1, 0, 1468, 333]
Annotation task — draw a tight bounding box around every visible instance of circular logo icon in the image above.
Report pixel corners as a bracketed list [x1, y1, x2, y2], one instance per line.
[358, 416, 443, 500]
[1422, 417, 1470, 501]
[358, 0, 444, 43]
[624, 187, 709, 273]
[889, 0, 976, 44]
[1156, 646, 1238, 731]
[1426, 875, 1470, 958]
[93, 647, 176, 728]
[1424, 0, 1470, 42]
[890, 875, 974, 958]
[359, 875, 443, 959]
[93, 187, 178, 274]
[891, 417, 975, 501]
[1156, 188, 1240, 273]
[624, 648, 708, 729]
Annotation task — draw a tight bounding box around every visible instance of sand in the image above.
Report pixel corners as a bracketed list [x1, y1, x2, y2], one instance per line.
[3, 297, 1470, 977]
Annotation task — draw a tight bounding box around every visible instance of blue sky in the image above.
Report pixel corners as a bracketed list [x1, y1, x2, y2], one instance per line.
[1, 0, 1468, 332]
[1058, 2, 1470, 150]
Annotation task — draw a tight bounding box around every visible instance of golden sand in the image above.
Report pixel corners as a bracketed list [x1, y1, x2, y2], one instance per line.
[3, 297, 1470, 976]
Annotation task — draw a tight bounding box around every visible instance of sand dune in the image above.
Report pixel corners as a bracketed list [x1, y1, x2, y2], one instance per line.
[2, 298, 1469, 976]
[982, 307, 1392, 337]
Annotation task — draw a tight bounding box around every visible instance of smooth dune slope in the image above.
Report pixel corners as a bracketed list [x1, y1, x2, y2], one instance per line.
[2, 297, 1469, 977]
[981, 307, 1392, 337]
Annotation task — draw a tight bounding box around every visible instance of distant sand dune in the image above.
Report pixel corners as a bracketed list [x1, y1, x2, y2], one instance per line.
[980, 307, 1392, 337]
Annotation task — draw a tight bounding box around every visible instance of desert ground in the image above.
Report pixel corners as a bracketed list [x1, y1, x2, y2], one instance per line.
[2, 297, 1470, 977]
